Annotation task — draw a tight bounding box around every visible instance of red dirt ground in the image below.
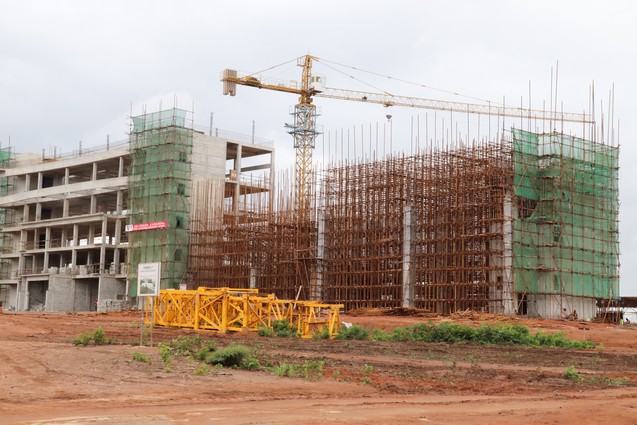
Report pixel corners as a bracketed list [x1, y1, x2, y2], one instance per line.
[1, 310, 637, 424]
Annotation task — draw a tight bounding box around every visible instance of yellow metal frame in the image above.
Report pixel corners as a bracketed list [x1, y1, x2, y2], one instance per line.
[145, 287, 343, 338]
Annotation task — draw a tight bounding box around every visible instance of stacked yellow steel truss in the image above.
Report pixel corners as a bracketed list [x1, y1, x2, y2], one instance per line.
[144, 287, 343, 338]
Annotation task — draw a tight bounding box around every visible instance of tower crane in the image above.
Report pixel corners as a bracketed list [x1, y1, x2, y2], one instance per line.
[221, 54, 593, 216]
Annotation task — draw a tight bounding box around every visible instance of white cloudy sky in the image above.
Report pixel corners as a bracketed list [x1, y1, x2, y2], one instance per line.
[2, 0, 636, 295]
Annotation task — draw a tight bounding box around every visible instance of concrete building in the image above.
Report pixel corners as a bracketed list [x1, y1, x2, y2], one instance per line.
[0, 108, 273, 311]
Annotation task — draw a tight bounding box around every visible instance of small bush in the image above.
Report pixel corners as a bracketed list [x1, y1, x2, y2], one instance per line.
[193, 365, 209, 376]
[301, 360, 325, 380]
[132, 351, 152, 364]
[312, 328, 331, 340]
[158, 343, 172, 364]
[204, 344, 251, 368]
[195, 341, 218, 361]
[72, 333, 92, 346]
[72, 327, 113, 346]
[273, 320, 297, 338]
[336, 324, 370, 340]
[563, 365, 583, 383]
[362, 364, 374, 373]
[169, 335, 205, 356]
[257, 326, 275, 337]
[273, 362, 299, 377]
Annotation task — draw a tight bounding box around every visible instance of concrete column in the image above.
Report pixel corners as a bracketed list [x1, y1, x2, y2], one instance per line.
[118, 156, 124, 178]
[90, 195, 96, 214]
[43, 227, 51, 271]
[116, 190, 123, 214]
[22, 204, 29, 222]
[24, 174, 30, 191]
[99, 218, 107, 273]
[37, 172, 43, 189]
[62, 168, 70, 217]
[402, 205, 415, 308]
[233, 144, 242, 216]
[92, 162, 97, 181]
[268, 151, 275, 213]
[312, 209, 325, 301]
[35, 203, 42, 221]
[114, 219, 122, 272]
[71, 224, 78, 268]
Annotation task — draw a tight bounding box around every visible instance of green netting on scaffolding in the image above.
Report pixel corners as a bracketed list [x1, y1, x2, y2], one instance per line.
[512, 129, 619, 299]
[0, 147, 13, 230]
[127, 108, 192, 295]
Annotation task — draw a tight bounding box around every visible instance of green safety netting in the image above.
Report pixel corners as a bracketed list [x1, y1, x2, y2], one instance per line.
[512, 129, 619, 299]
[128, 109, 192, 296]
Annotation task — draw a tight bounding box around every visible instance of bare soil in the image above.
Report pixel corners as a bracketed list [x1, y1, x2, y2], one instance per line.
[1, 310, 637, 424]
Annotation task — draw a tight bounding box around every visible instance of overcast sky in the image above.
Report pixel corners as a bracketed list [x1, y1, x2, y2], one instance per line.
[2, 0, 636, 295]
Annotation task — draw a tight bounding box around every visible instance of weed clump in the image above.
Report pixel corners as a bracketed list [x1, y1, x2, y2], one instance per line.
[131, 351, 152, 363]
[336, 324, 369, 340]
[72, 327, 114, 346]
[203, 344, 252, 368]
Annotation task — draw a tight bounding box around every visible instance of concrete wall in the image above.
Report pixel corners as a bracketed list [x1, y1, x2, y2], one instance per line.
[45, 275, 74, 311]
[191, 133, 226, 180]
[73, 279, 98, 311]
[0, 284, 18, 310]
[526, 294, 597, 320]
[97, 276, 126, 312]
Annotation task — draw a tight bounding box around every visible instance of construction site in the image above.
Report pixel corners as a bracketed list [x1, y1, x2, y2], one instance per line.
[0, 55, 620, 324]
[0, 54, 633, 425]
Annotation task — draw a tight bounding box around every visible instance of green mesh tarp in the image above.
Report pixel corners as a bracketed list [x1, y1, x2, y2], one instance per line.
[512, 129, 619, 299]
[128, 109, 192, 296]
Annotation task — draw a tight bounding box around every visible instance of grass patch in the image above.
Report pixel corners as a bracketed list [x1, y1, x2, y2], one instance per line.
[364, 321, 595, 349]
[563, 365, 630, 386]
[72, 327, 114, 346]
[269, 360, 325, 380]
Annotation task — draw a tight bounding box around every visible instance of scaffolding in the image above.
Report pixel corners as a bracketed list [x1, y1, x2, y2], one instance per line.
[0, 146, 14, 283]
[512, 129, 619, 318]
[127, 108, 193, 295]
[187, 129, 619, 318]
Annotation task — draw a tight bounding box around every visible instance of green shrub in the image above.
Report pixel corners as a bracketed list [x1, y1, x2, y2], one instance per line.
[168, 335, 205, 356]
[72, 333, 92, 346]
[273, 362, 299, 377]
[563, 365, 583, 383]
[257, 326, 275, 337]
[204, 344, 251, 368]
[72, 327, 113, 346]
[273, 320, 297, 338]
[301, 360, 325, 380]
[336, 324, 370, 340]
[195, 341, 218, 361]
[158, 343, 172, 364]
[132, 351, 152, 364]
[312, 328, 331, 340]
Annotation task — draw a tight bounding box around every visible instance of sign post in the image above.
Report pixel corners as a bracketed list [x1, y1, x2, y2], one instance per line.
[137, 262, 161, 346]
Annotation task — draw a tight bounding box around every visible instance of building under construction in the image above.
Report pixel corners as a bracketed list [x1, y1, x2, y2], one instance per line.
[0, 108, 274, 311]
[189, 128, 619, 320]
[0, 104, 619, 320]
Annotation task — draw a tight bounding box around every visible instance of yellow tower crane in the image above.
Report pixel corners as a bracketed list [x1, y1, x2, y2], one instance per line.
[222, 54, 593, 215]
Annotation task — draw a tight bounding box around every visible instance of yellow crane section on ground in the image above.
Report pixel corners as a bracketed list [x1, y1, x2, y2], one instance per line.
[144, 287, 343, 338]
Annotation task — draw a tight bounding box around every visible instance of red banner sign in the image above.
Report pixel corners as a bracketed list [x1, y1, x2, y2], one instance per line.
[125, 220, 167, 232]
